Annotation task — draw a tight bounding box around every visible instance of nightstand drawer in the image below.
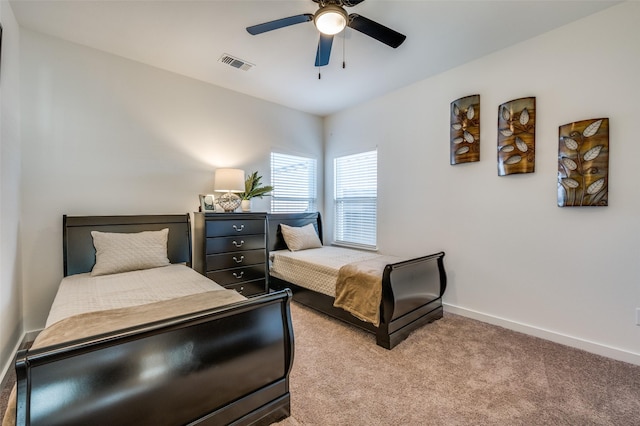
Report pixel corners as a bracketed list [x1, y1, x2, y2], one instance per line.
[206, 219, 265, 237]
[206, 234, 265, 254]
[206, 265, 266, 285]
[224, 279, 267, 297]
[206, 249, 265, 270]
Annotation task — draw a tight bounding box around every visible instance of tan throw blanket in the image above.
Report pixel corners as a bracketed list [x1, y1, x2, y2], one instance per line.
[333, 256, 398, 327]
[2, 289, 245, 426]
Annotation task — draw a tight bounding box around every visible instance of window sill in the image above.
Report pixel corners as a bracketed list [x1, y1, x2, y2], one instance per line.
[331, 242, 378, 252]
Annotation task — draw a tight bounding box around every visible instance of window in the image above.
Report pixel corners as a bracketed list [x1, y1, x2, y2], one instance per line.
[270, 152, 317, 213]
[334, 150, 377, 249]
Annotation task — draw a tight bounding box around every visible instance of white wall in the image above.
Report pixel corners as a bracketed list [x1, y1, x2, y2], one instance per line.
[0, 0, 22, 379]
[19, 29, 323, 330]
[324, 2, 640, 364]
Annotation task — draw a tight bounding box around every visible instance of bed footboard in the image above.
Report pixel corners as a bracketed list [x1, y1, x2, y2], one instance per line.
[377, 251, 446, 349]
[14, 290, 294, 426]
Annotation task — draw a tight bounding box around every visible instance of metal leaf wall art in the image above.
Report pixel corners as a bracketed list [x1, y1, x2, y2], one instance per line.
[450, 94, 480, 165]
[497, 97, 536, 176]
[557, 118, 609, 207]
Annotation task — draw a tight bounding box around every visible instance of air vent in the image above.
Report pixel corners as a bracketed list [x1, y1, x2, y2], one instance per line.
[218, 54, 254, 71]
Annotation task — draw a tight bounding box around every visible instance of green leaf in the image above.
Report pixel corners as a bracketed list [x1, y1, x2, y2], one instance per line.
[238, 171, 274, 200]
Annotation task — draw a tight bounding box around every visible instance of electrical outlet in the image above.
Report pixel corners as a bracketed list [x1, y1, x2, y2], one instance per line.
[637, 308, 640, 326]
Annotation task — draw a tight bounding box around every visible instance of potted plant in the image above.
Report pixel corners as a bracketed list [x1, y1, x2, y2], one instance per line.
[238, 171, 274, 212]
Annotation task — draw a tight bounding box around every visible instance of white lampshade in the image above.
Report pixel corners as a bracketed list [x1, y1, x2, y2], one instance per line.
[314, 5, 348, 35]
[214, 168, 245, 193]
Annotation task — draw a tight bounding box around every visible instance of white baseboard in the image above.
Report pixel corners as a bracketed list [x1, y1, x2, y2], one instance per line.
[0, 339, 22, 392]
[444, 303, 640, 366]
[1, 329, 43, 390]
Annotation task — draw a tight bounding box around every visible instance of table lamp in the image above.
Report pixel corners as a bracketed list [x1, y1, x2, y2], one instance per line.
[213, 168, 245, 212]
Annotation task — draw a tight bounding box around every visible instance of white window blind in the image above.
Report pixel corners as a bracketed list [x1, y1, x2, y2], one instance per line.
[334, 150, 377, 249]
[270, 152, 317, 213]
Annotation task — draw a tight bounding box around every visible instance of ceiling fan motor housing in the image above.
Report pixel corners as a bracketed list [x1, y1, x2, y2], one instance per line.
[314, 4, 349, 35]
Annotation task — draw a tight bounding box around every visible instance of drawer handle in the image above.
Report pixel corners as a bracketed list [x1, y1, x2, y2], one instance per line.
[232, 255, 245, 264]
[238, 286, 244, 294]
[233, 224, 244, 231]
[232, 240, 244, 247]
[233, 271, 244, 279]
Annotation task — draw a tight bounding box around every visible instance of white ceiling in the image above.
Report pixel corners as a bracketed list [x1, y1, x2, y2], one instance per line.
[10, 0, 620, 116]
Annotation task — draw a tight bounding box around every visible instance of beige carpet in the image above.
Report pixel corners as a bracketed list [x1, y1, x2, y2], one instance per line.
[2, 303, 639, 425]
[277, 302, 640, 425]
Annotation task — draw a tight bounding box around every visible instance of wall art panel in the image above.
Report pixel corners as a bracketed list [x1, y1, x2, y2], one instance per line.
[557, 118, 609, 207]
[450, 94, 480, 165]
[497, 97, 536, 176]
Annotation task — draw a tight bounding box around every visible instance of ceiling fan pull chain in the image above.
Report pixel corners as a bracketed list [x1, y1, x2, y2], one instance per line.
[342, 30, 346, 69]
[318, 37, 323, 79]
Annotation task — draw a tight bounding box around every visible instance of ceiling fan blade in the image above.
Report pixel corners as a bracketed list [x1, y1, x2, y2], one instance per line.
[341, 0, 366, 6]
[247, 14, 313, 35]
[315, 34, 334, 67]
[312, 0, 365, 6]
[347, 14, 406, 48]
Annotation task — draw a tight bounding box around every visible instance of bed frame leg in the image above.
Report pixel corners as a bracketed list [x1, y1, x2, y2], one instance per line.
[376, 304, 444, 349]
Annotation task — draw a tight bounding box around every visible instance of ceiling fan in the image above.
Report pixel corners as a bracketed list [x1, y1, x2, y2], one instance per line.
[246, 0, 406, 67]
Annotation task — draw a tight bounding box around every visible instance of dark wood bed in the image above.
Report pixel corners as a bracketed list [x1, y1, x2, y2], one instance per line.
[267, 212, 447, 349]
[11, 214, 294, 426]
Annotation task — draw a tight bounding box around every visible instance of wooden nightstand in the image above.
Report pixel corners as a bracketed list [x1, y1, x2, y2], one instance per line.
[193, 212, 268, 297]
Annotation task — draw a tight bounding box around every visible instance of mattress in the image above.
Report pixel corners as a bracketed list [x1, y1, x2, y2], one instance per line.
[269, 246, 385, 297]
[46, 263, 227, 327]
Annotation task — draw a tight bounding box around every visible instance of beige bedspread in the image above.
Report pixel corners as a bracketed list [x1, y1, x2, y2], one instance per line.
[333, 256, 399, 327]
[2, 289, 245, 426]
[269, 247, 382, 297]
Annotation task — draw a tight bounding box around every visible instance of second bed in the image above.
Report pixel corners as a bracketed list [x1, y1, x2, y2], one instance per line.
[267, 212, 446, 349]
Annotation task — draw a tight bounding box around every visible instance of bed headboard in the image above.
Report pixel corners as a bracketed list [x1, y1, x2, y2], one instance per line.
[267, 212, 323, 252]
[63, 214, 192, 276]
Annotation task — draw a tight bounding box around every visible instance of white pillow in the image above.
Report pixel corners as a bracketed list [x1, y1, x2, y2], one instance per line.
[280, 223, 322, 251]
[90, 228, 170, 276]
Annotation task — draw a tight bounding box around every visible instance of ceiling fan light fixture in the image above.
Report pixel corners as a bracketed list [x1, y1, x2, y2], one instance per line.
[314, 5, 348, 35]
